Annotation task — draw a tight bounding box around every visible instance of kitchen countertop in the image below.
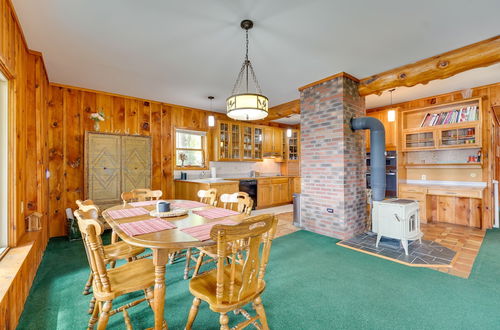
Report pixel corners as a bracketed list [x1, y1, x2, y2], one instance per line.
[401, 182, 486, 190]
[175, 175, 300, 184]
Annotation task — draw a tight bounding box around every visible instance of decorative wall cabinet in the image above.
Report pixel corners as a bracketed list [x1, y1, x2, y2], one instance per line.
[283, 129, 300, 161]
[263, 126, 284, 156]
[85, 132, 152, 210]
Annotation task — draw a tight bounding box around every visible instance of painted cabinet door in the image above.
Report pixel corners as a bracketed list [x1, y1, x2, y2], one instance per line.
[86, 133, 122, 207]
[121, 135, 152, 193]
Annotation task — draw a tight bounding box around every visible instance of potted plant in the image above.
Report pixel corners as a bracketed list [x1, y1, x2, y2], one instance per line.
[90, 111, 105, 131]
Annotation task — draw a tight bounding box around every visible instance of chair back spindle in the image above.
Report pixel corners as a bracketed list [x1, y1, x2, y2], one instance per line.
[74, 210, 112, 294]
[197, 189, 217, 206]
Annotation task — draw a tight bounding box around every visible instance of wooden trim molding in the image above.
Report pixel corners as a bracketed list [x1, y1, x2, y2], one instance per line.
[298, 72, 360, 92]
[256, 99, 300, 123]
[359, 36, 500, 96]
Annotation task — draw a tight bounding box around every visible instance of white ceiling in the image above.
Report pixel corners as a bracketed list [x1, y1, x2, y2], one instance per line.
[12, 0, 500, 113]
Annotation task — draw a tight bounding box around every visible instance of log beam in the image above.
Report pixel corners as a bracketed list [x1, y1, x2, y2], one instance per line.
[259, 99, 300, 122]
[358, 35, 500, 96]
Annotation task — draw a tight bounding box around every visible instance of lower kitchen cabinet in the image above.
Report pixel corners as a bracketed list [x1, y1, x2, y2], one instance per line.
[174, 180, 239, 202]
[257, 177, 293, 209]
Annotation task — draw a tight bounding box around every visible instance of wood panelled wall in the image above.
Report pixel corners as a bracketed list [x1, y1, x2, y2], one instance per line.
[0, 0, 50, 328]
[368, 82, 500, 228]
[46, 84, 257, 237]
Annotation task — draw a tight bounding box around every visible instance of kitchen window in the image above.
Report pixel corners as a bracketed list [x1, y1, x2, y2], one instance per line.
[0, 71, 8, 257]
[175, 129, 207, 169]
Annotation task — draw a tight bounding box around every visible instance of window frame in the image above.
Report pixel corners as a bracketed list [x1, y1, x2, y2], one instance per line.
[174, 128, 209, 170]
[0, 67, 10, 259]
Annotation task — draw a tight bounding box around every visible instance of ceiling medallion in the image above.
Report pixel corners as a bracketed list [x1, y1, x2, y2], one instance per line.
[226, 19, 269, 121]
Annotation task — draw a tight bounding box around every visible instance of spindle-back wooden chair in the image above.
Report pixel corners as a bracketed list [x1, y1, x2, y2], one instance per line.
[74, 204, 146, 314]
[219, 192, 253, 215]
[185, 214, 277, 330]
[120, 189, 163, 205]
[75, 210, 156, 329]
[197, 188, 218, 206]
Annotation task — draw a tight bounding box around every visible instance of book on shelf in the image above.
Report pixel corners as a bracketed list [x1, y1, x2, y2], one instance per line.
[420, 105, 478, 127]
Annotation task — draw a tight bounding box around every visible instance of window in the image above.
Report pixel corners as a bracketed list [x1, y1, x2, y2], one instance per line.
[0, 71, 8, 256]
[175, 129, 207, 168]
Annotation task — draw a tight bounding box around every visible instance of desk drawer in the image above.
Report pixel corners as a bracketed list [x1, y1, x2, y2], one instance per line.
[258, 178, 272, 185]
[398, 192, 426, 202]
[427, 189, 482, 199]
[271, 178, 289, 184]
[399, 185, 427, 193]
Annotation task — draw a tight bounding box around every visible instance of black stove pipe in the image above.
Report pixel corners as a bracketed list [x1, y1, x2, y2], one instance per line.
[351, 117, 386, 201]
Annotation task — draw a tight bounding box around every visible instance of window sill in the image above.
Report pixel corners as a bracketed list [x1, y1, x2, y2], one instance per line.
[175, 166, 209, 171]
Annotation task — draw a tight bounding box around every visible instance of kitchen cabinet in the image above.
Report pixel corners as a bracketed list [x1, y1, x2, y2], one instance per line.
[214, 121, 264, 161]
[283, 129, 300, 161]
[263, 127, 283, 156]
[366, 109, 397, 150]
[174, 180, 239, 201]
[257, 177, 292, 208]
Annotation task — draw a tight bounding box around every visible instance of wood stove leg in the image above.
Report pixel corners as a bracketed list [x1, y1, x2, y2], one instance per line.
[375, 234, 382, 248]
[402, 239, 409, 255]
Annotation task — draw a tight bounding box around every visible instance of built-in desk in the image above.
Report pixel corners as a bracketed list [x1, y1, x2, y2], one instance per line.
[399, 183, 485, 228]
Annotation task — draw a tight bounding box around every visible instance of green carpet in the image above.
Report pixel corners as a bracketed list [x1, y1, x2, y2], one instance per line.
[17, 229, 500, 329]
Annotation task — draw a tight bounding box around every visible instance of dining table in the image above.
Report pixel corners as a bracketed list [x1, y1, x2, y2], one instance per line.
[102, 200, 249, 330]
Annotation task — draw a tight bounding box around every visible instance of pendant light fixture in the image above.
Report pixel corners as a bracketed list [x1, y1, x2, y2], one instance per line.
[387, 88, 396, 122]
[226, 20, 269, 121]
[207, 96, 215, 127]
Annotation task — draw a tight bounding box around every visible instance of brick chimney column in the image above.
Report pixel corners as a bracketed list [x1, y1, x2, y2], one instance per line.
[299, 73, 367, 239]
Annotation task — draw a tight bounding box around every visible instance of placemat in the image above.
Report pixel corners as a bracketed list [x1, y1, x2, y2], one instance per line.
[193, 207, 240, 219]
[118, 218, 177, 236]
[106, 207, 150, 219]
[171, 201, 208, 209]
[180, 219, 236, 241]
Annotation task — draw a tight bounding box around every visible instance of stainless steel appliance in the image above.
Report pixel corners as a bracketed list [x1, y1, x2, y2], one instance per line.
[293, 193, 301, 227]
[239, 179, 257, 209]
[366, 150, 397, 198]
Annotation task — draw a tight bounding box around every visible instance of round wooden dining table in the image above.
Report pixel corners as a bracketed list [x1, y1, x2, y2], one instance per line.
[102, 200, 249, 330]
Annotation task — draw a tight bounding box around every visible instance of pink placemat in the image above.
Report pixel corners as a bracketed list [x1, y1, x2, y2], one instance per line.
[181, 219, 236, 241]
[128, 200, 159, 207]
[106, 207, 150, 219]
[193, 207, 240, 220]
[171, 201, 208, 209]
[118, 218, 177, 236]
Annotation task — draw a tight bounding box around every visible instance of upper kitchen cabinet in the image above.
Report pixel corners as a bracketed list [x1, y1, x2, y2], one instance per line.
[263, 126, 284, 157]
[215, 121, 241, 161]
[283, 129, 300, 161]
[366, 109, 398, 150]
[214, 121, 264, 161]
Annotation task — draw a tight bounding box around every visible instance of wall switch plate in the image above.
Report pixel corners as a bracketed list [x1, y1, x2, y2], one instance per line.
[327, 208, 334, 214]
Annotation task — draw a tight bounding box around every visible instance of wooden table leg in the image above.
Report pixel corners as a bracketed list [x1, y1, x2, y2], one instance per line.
[153, 248, 169, 330]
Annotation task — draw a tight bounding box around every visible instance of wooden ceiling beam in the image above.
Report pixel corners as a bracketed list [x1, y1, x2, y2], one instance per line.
[358, 35, 500, 96]
[258, 99, 300, 123]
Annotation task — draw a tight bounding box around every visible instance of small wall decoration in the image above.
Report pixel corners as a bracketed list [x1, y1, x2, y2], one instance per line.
[25, 212, 43, 232]
[90, 110, 105, 131]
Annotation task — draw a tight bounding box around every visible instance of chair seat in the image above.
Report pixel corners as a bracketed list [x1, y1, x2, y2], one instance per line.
[94, 258, 155, 301]
[189, 264, 265, 312]
[104, 241, 146, 260]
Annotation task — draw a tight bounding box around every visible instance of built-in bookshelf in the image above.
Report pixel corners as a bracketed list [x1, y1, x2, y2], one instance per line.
[401, 98, 482, 152]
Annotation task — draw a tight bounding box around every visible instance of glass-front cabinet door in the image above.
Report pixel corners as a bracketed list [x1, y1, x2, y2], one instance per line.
[254, 127, 263, 159]
[288, 130, 299, 160]
[403, 131, 435, 150]
[242, 125, 253, 160]
[439, 125, 480, 149]
[218, 122, 230, 160]
[230, 124, 240, 159]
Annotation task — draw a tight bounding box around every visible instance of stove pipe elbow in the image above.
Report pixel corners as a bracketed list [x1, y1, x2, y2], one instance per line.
[351, 117, 386, 201]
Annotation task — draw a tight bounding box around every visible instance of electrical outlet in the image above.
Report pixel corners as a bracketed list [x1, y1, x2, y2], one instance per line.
[421, 175, 427, 180]
[471, 173, 477, 178]
[327, 208, 334, 214]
